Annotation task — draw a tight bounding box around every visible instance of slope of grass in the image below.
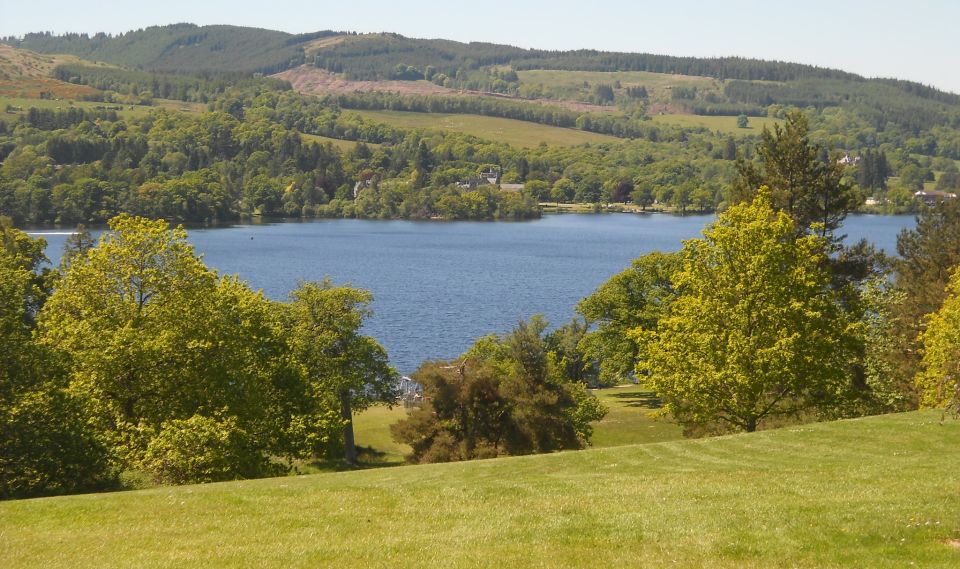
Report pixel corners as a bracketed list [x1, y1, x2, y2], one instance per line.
[350, 109, 621, 147]
[651, 113, 783, 135]
[4, 411, 959, 568]
[352, 404, 411, 463]
[0, 96, 202, 119]
[590, 384, 683, 447]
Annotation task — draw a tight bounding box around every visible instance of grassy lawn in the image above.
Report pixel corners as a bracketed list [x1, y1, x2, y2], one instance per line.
[651, 113, 784, 135]
[349, 109, 621, 148]
[4, 411, 960, 568]
[353, 404, 411, 463]
[590, 384, 683, 447]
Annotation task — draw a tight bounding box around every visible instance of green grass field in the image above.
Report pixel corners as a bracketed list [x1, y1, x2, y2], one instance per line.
[651, 113, 784, 135]
[349, 109, 621, 148]
[1, 96, 203, 120]
[3, 411, 959, 568]
[590, 384, 683, 447]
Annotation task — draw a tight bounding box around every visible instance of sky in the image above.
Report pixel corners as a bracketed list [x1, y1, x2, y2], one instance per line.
[2, 0, 958, 93]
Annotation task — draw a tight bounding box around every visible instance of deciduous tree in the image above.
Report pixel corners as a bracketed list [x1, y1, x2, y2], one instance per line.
[637, 190, 850, 433]
[286, 281, 398, 465]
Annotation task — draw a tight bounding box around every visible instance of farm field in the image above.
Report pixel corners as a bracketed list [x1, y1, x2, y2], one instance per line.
[651, 113, 784, 135]
[1, 96, 204, 119]
[3, 411, 959, 568]
[349, 109, 622, 147]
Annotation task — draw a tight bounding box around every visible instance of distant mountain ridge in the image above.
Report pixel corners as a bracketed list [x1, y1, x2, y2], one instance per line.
[3, 24, 958, 134]
[1, 24, 333, 74]
[0, 23, 942, 90]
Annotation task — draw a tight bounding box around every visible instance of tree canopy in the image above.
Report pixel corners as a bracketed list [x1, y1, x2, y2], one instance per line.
[637, 190, 851, 433]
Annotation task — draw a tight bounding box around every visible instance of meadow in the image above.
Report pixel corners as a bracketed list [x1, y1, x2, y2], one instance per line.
[349, 109, 621, 148]
[0, 96, 204, 119]
[3, 411, 958, 568]
[651, 113, 784, 135]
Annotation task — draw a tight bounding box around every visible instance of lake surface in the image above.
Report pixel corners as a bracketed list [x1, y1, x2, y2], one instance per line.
[29, 213, 915, 374]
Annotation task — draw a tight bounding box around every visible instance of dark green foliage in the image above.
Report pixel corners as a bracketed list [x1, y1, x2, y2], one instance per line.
[9, 24, 319, 74]
[890, 199, 960, 385]
[857, 149, 891, 193]
[309, 33, 530, 81]
[26, 107, 119, 130]
[725, 78, 960, 133]
[731, 110, 858, 241]
[1, 383, 115, 499]
[53, 64, 289, 103]
[391, 317, 607, 463]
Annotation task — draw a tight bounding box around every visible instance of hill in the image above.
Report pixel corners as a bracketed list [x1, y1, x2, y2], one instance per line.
[0, 44, 99, 98]
[3, 24, 331, 74]
[3, 411, 959, 568]
[6, 26, 959, 134]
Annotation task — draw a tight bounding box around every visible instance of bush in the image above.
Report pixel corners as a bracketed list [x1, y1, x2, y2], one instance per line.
[141, 414, 277, 485]
[1, 389, 115, 500]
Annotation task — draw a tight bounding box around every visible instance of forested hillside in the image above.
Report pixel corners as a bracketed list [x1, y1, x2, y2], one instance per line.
[3, 24, 336, 74]
[1, 25, 960, 226]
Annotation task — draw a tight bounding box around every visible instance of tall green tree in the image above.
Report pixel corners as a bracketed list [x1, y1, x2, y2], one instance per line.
[1, 225, 112, 498]
[286, 281, 398, 465]
[891, 198, 960, 390]
[731, 110, 858, 241]
[38, 215, 295, 480]
[577, 251, 680, 385]
[637, 190, 851, 433]
[916, 267, 960, 413]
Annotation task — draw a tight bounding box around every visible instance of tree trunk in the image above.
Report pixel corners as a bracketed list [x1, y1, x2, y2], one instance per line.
[340, 393, 357, 466]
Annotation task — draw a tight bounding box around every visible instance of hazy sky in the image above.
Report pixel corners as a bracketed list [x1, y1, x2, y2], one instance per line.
[2, 0, 958, 93]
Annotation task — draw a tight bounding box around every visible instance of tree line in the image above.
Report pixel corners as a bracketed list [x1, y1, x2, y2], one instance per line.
[573, 111, 960, 434]
[1, 215, 397, 497]
[0, 214, 609, 498]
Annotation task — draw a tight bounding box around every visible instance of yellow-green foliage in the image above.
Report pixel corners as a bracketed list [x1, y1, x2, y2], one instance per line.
[917, 268, 960, 409]
[638, 190, 850, 433]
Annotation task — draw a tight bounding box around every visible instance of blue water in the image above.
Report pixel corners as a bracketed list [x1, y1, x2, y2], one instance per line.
[28, 213, 916, 374]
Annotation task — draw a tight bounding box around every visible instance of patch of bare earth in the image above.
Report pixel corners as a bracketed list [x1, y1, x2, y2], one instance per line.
[946, 539, 960, 549]
[0, 45, 99, 99]
[275, 66, 451, 96]
[273, 66, 611, 113]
